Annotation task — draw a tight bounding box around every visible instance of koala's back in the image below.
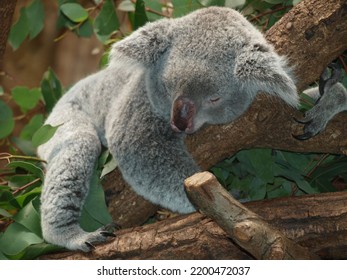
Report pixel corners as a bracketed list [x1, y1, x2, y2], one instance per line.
[38, 63, 137, 160]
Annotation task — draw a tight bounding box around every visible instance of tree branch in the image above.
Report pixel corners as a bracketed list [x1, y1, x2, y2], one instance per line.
[184, 172, 319, 259]
[41, 189, 347, 260]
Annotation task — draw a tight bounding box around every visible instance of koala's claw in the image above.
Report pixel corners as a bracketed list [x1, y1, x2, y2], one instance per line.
[85, 241, 96, 250]
[293, 117, 321, 140]
[100, 231, 116, 238]
[293, 116, 310, 125]
[292, 131, 315, 141]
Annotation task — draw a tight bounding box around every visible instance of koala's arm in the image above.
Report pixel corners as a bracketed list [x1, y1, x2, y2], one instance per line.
[105, 73, 200, 214]
[37, 73, 117, 252]
[294, 64, 347, 140]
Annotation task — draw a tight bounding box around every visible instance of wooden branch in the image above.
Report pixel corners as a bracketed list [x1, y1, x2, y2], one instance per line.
[0, 0, 17, 70]
[41, 190, 347, 260]
[184, 172, 318, 259]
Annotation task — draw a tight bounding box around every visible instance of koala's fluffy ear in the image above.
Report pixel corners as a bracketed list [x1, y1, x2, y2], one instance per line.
[109, 19, 172, 65]
[234, 44, 299, 108]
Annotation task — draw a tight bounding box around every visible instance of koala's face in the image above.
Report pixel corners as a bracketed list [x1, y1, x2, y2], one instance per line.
[114, 7, 298, 134]
[161, 55, 254, 134]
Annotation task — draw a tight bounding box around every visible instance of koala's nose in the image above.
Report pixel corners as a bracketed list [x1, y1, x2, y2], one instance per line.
[170, 97, 195, 133]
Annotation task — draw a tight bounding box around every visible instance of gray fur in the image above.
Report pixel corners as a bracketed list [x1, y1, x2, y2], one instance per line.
[38, 7, 299, 251]
[295, 64, 347, 139]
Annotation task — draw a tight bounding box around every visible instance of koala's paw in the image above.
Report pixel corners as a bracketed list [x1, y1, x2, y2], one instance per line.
[44, 223, 117, 252]
[292, 108, 328, 140]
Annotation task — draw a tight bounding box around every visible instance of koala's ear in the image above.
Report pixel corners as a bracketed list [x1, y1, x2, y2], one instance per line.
[234, 44, 299, 108]
[110, 19, 172, 65]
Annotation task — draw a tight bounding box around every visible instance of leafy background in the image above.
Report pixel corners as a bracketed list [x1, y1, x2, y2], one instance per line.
[0, 0, 346, 259]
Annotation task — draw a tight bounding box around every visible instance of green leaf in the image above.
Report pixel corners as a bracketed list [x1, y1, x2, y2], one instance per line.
[11, 137, 36, 156]
[80, 172, 112, 231]
[15, 187, 42, 208]
[0, 189, 20, 209]
[198, 0, 225, 6]
[94, 0, 119, 42]
[9, 8, 29, 50]
[134, 0, 149, 30]
[0, 86, 4, 95]
[143, 0, 164, 21]
[100, 156, 118, 178]
[7, 161, 44, 180]
[0, 208, 12, 218]
[40, 68, 63, 113]
[172, 0, 201, 17]
[263, 0, 284, 4]
[0, 222, 43, 256]
[0, 100, 14, 139]
[296, 180, 318, 194]
[75, 18, 94, 37]
[20, 243, 62, 260]
[13, 197, 42, 237]
[8, 175, 37, 189]
[11, 86, 41, 113]
[26, 0, 45, 39]
[20, 114, 44, 141]
[60, 3, 88, 23]
[32, 124, 61, 147]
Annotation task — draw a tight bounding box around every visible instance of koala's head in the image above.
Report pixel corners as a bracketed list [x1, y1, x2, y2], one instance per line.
[111, 7, 298, 134]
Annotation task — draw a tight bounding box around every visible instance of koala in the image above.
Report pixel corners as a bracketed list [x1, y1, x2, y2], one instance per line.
[293, 63, 347, 140]
[38, 7, 299, 252]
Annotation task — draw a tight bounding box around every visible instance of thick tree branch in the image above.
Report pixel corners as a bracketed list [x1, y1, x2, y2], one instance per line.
[41, 190, 347, 260]
[184, 172, 319, 260]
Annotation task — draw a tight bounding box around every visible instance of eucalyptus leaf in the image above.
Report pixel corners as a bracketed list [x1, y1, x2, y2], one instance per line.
[9, 8, 29, 50]
[26, 0, 45, 39]
[60, 3, 88, 23]
[32, 124, 62, 147]
[0, 223, 43, 256]
[134, 0, 149, 30]
[11, 86, 41, 113]
[7, 161, 44, 180]
[13, 197, 42, 237]
[100, 156, 118, 178]
[94, 0, 119, 42]
[20, 114, 44, 141]
[80, 172, 112, 231]
[40, 68, 63, 113]
[0, 100, 14, 139]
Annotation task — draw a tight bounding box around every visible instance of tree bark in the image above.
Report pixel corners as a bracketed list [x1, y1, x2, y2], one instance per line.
[0, 0, 17, 70]
[41, 189, 347, 260]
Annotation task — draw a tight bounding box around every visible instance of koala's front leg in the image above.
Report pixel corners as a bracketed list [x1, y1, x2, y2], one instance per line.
[294, 64, 347, 140]
[39, 120, 114, 252]
[106, 98, 200, 214]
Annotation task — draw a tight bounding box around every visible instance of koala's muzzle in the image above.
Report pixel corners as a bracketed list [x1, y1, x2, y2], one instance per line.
[170, 97, 195, 134]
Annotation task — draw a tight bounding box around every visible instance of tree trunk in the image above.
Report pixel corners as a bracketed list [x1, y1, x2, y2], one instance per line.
[0, 0, 17, 70]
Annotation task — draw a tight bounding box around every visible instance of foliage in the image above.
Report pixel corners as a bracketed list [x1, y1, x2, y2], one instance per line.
[1, 0, 346, 259]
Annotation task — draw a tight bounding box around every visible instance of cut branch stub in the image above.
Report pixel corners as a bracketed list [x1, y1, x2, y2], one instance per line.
[184, 171, 319, 260]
